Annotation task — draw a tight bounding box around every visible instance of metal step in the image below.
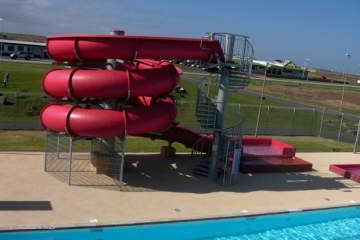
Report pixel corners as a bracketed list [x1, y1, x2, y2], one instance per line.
[196, 111, 216, 117]
[199, 124, 216, 129]
[197, 102, 217, 108]
[192, 168, 209, 177]
[197, 117, 216, 122]
[196, 109, 217, 115]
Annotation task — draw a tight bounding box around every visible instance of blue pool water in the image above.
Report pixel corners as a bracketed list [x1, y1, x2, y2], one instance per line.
[1, 206, 360, 240]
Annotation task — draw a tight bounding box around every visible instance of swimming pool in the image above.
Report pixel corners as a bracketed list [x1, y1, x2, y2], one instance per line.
[1, 206, 360, 240]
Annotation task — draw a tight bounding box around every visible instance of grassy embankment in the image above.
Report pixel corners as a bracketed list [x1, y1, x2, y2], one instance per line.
[0, 130, 354, 152]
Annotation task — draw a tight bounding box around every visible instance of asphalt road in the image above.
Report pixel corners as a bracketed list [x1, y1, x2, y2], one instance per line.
[0, 57, 52, 65]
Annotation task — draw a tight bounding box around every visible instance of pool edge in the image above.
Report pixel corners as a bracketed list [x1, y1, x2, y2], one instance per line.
[1, 203, 360, 233]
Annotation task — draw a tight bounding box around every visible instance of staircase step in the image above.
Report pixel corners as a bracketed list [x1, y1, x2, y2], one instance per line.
[192, 169, 209, 177]
[198, 102, 217, 107]
[196, 164, 210, 171]
[197, 118, 216, 123]
[196, 111, 216, 116]
[196, 109, 217, 114]
[199, 125, 216, 129]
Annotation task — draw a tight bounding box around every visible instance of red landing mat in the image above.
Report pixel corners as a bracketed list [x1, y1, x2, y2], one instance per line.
[240, 156, 313, 173]
[329, 164, 360, 183]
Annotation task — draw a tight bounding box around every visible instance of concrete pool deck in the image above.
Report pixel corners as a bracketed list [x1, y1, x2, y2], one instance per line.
[0, 151, 360, 230]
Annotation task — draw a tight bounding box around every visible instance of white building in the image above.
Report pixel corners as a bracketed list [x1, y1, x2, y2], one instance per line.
[0, 39, 47, 58]
[252, 59, 308, 79]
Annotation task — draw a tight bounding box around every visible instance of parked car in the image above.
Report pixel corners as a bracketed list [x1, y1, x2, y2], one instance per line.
[10, 51, 33, 60]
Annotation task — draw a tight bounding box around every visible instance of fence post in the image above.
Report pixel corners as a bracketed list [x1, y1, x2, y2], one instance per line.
[13, 92, 17, 129]
[319, 108, 326, 137]
[311, 108, 315, 136]
[67, 137, 73, 185]
[44, 132, 49, 172]
[291, 107, 296, 136]
[337, 112, 344, 141]
[238, 103, 241, 116]
[56, 135, 60, 159]
[119, 133, 126, 190]
[353, 120, 360, 153]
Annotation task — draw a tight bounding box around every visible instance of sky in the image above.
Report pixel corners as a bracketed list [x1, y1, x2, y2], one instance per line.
[0, 0, 359, 73]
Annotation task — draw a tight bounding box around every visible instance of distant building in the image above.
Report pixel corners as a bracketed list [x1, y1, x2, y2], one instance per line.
[252, 59, 308, 79]
[0, 39, 47, 58]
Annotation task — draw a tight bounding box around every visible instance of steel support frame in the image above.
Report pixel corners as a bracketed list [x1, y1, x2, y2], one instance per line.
[209, 34, 235, 180]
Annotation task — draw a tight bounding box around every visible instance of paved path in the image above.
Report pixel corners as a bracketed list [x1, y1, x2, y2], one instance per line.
[0, 152, 360, 230]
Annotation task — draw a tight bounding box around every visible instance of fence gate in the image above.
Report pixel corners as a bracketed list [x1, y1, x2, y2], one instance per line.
[45, 132, 125, 189]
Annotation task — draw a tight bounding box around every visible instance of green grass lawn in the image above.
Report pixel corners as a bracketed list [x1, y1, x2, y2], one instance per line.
[0, 130, 355, 153]
[0, 61, 54, 93]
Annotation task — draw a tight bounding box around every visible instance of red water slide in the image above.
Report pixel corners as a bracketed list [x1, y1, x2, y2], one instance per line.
[41, 35, 224, 150]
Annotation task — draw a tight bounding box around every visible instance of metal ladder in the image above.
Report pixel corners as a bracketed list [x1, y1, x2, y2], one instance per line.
[195, 83, 217, 129]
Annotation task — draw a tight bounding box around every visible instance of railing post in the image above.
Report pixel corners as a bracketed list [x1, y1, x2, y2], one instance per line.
[353, 120, 360, 153]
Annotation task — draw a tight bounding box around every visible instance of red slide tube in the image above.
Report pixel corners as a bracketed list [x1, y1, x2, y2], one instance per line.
[46, 35, 225, 62]
[42, 61, 181, 99]
[40, 97, 177, 137]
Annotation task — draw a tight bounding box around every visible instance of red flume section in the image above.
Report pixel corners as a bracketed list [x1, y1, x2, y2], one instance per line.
[41, 34, 225, 152]
[41, 97, 177, 137]
[42, 60, 181, 99]
[139, 126, 212, 152]
[46, 35, 225, 62]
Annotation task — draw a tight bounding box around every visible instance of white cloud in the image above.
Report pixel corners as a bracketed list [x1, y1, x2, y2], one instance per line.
[0, 0, 167, 36]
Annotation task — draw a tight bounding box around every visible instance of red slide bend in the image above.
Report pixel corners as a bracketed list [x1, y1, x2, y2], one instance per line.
[41, 35, 224, 151]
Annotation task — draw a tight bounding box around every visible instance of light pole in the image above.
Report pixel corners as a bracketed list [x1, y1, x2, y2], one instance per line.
[255, 63, 269, 136]
[339, 51, 351, 114]
[0, 18, 3, 58]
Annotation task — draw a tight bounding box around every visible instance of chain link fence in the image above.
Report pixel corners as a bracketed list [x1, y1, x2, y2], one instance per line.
[1, 93, 359, 151]
[0, 91, 47, 129]
[45, 132, 125, 188]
